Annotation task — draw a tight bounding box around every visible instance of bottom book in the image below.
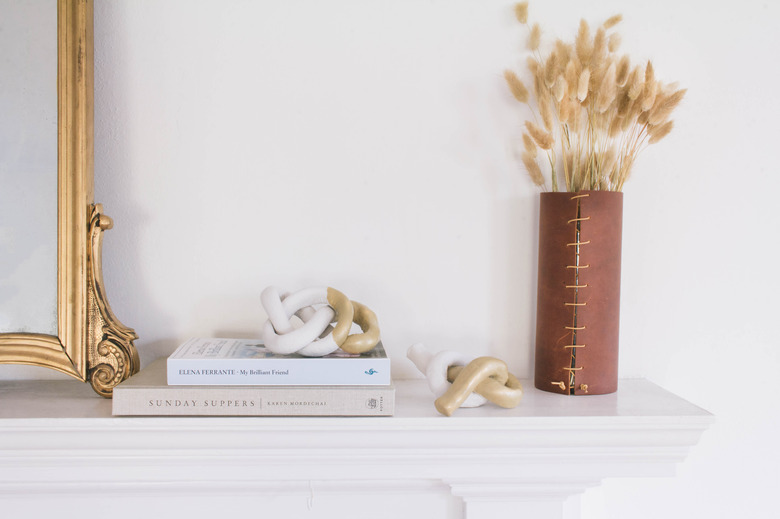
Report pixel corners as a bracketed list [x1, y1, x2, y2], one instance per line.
[112, 358, 394, 416]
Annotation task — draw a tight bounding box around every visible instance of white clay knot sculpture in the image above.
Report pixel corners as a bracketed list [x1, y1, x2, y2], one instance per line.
[407, 343, 523, 416]
[261, 286, 380, 357]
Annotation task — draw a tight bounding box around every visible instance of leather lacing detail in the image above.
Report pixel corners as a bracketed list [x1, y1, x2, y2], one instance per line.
[551, 193, 591, 395]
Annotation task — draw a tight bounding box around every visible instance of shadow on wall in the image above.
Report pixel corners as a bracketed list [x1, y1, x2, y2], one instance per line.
[477, 74, 539, 379]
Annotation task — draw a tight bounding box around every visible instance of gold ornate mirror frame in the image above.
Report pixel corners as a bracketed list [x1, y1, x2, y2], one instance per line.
[0, 0, 139, 397]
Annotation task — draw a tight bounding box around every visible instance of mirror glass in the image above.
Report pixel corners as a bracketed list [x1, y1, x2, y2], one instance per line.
[0, 0, 58, 335]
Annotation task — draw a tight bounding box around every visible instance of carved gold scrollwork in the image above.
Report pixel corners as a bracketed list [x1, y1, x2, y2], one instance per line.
[86, 204, 139, 397]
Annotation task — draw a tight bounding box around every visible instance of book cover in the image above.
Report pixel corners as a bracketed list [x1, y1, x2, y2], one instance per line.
[113, 359, 394, 416]
[167, 338, 391, 386]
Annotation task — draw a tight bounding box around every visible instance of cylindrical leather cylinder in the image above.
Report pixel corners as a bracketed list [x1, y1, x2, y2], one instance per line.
[534, 191, 623, 395]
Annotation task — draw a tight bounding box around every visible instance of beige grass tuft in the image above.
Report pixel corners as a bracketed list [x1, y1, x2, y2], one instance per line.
[544, 51, 559, 87]
[592, 27, 607, 65]
[603, 14, 623, 29]
[515, 2, 529, 24]
[648, 88, 686, 125]
[615, 55, 630, 87]
[504, 70, 530, 103]
[627, 66, 643, 100]
[522, 133, 538, 157]
[553, 75, 567, 102]
[539, 95, 555, 131]
[522, 152, 545, 186]
[529, 23, 542, 51]
[577, 68, 591, 102]
[596, 62, 617, 112]
[648, 120, 674, 143]
[575, 19, 592, 63]
[525, 120, 554, 149]
[608, 33, 622, 53]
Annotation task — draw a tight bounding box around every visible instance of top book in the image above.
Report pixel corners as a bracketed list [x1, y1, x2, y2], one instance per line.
[167, 338, 391, 386]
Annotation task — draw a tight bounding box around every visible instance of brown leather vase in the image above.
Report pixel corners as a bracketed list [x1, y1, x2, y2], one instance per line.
[534, 191, 623, 395]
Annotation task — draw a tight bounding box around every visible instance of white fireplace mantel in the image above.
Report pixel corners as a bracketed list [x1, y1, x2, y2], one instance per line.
[0, 378, 712, 519]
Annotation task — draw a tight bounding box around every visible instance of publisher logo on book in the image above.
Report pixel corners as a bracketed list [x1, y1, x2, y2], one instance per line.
[365, 368, 378, 375]
[366, 397, 383, 411]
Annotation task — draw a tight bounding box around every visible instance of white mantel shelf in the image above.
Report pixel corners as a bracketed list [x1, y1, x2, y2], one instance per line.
[0, 378, 713, 519]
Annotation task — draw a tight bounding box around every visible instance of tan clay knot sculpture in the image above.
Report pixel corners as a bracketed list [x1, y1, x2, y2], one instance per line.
[407, 343, 523, 417]
[261, 286, 380, 357]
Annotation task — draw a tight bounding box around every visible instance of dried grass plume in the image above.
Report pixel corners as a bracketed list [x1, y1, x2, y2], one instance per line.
[504, 3, 684, 192]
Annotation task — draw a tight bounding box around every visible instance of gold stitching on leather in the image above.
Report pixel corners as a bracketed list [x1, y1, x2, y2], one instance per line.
[552, 381, 567, 390]
[565, 195, 590, 394]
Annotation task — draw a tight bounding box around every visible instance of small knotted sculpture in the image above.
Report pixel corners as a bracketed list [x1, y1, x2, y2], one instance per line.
[261, 286, 380, 357]
[407, 343, 523, 416]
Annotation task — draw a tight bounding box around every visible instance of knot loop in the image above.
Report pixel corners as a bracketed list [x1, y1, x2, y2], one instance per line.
[261, 286, 380, 357]
[407, 344, 523, 416]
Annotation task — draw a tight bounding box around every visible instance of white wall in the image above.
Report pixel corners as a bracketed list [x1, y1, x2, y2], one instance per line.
[3, 0, 778, 517]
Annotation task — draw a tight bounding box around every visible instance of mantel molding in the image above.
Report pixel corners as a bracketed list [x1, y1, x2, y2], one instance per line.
[0, 378, 713, 518]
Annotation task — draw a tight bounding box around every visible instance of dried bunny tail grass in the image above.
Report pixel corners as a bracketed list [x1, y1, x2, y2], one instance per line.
[644, 60, 655, 84]
[592, 27, 607, 65]
[504, 70, 530, 103]
[526, 57, 540, 75]
[577, 68, 591, 102]
[522, 152, 546, 186]
[641, 61, 657, 110]
[553, 75, 567, 102]
[529, 23, 542, 51]
[575, 19, 593, 63]
[539, 94, 555, 131]
[554, 39, 572, 66]
[627, 66, 644, 100]
[565, 60, 579, 96]
[525, 120, 554, 149]
[648, 120, 674, 143]
[608, 33, 622, 53]
[533, 72, 546, 105]
[662, 81, 681, 94]
[637, 109, 649, 126]
[568, 99, 583, 129]
[559, 94, 573, 122]
[616, 90, 633, 117]
[648, 87, 686, 125]
[615, 55, 631, 87]
[544, 51, 559, 87]
[514, 2, 529, 24]
[603, 14, 623, 29]
[641, 79, 658, 111]
[522, 133, 537, 158]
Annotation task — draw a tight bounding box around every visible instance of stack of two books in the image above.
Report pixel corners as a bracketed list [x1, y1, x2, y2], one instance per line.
[112, 338, 394, 416]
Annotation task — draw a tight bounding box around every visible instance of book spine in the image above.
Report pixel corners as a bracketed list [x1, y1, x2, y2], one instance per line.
[166, 358, 391, 386]
[112, 386, 395, 416]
